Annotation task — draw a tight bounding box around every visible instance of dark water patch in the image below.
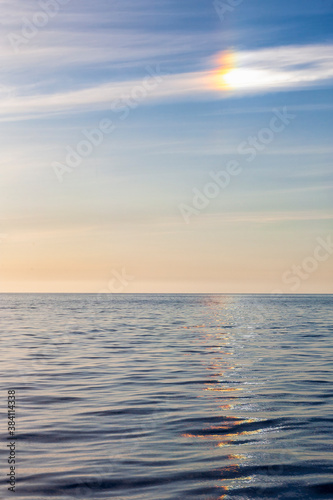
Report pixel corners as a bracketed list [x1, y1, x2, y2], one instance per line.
[228, 482, 333, 499]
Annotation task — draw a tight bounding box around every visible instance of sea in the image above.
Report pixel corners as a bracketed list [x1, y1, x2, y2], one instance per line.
[0, 293, 332, 500]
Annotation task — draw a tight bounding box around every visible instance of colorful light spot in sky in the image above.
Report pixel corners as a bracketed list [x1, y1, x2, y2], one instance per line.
[214, 50, 236, 90]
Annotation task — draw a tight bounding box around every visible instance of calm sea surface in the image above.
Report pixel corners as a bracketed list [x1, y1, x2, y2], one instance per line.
[0, 294, 332, 499]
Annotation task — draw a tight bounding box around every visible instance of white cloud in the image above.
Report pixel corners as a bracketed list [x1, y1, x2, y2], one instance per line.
[0, 43, 332, 121]
[222, 44, 333, 91]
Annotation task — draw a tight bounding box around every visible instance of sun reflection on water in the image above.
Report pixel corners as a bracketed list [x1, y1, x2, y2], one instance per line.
[181, 295, 261, 498]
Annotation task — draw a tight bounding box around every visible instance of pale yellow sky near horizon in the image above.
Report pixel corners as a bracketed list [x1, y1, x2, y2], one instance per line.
[1, 214, 332, 293]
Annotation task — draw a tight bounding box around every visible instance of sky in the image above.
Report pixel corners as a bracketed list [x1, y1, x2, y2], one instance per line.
[0, 0, 332, 293]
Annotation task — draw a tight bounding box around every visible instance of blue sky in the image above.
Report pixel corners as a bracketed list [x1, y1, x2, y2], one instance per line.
[0, 0, 332, 292]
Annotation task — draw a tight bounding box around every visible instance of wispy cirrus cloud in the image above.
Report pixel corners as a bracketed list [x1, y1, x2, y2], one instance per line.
[0, 43, 333, 121]
[217, 44, 333, 91]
